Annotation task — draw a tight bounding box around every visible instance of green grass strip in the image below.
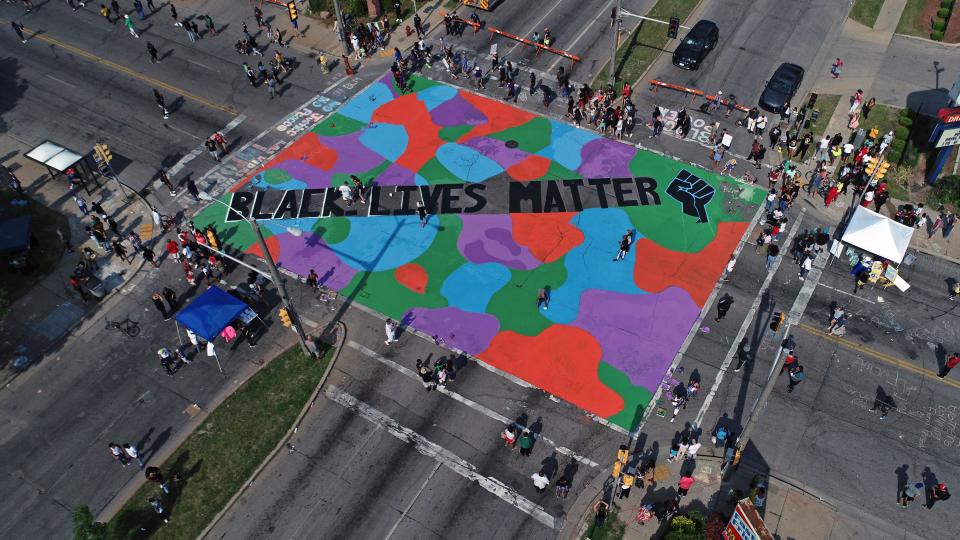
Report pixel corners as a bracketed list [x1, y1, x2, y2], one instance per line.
[850, 0, 886, 28]
[103, 345, 333, 539]
[595, 0, 700, 87]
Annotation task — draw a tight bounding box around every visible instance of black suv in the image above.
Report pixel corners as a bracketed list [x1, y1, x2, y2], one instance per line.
[671, 20, 719, 70]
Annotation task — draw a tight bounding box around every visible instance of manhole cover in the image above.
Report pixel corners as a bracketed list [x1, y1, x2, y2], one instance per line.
[505, 140, 519, 148]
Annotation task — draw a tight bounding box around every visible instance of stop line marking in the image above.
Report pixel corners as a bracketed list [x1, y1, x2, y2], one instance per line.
[325, 385, 562, 530]
[348, 341, 600, 468]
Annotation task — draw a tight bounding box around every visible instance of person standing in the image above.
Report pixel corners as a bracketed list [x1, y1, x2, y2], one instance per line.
[766, 244, 779, 271]
[111, 238, 130, 262]
[146, 42, 160, 64]
[722, 254, 736, 281]
[132, 0, 144, 19]
[122, 443, 145, 468]
[619, 472, 634, 499]
[70, 276, 89, 301]
[927, 483, 950, 509]
[614, 229, 632, 260]
[939, 353, 960, 378]
[162, 287, 178, 311]
[205, 138, 220, 161]
[900, 482, 922, 507]
[518, 430, 534, 456]
[555, 476, 571, 498]
[677, 474, 695, 497]
[152, 292, 170, 320]
[267, 76, 277, 99]
[153, 89, 169, 119]
[384, 319, 399, 344]
[416, 201, 428, 228]
[74, 194, 90, 216]
[142, 247, 159, 268]
[531, 469, 550, 493]
[787, 365, 805, 392]
[416, 359, 436, 391]
[714, 294, 734, 322]
[536, 287, 549, 310]
[529, 71, 537, 96]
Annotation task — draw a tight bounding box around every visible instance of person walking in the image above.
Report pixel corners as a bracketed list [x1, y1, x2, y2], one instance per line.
[536, 287, 549, 310]
[149, 497, 169, 523]
[169, 3, 181, 27]
[111, 239, 130, 262]
[416, 359, 436, 391]
[614, 229, 632, 260]
[204, 14, 216, 36]
[518, 429, 534, 456]
[205, 138, 220, 161]
[153, 89, 169, 119]
[142, 247, 159, 268]
[385, 318, 399, 344]
[184, 20, 196, 42]
[158, 168, 176, 196]
[766, 244, 779, 270]
[74, 194, 90, 216]
[416, 201, 428, 228]
[939, 352, 960, 378]
[529, 71, 536, 96]
[151, 292, 170, 320]
[721, 254, 736, 281]
[146, 42, 160, 63]
[267, 76, 277, 99]
[556, 476, 571, 498]
[122, 443, 145, 468]
[714, 294, 734, 321]
[11, 20, 27, 43]
[108, 442, 129, 466]
[123, 14, 140, 38]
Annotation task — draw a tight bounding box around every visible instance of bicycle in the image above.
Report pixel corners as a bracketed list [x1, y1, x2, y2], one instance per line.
[105, 317, 141, 338]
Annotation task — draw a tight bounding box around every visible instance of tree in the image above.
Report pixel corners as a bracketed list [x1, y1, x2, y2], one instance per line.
[665, 510, 707, 540]
[72, 506, 107, 540]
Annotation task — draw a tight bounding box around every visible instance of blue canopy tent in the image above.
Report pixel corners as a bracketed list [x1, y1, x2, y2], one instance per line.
[174, 286, 250, 373]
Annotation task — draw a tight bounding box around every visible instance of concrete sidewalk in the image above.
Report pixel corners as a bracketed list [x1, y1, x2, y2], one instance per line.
[0, 135, 152, 386]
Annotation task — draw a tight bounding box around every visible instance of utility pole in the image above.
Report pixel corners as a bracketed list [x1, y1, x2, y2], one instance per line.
[332, 0, 349, 56]
[249, 219, 314, 357]
[607, 0, 622, 88]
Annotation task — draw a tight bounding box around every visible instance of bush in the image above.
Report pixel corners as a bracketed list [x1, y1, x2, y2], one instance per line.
[938, 8, 951, 18]
[898, 116, 914, 128]
[891, 139, 907, 152]
[887, 150, 902, 163]
[900, 107, 914, 120]
[665, 511, 707, 540]
[932, 29, 945, 40]
[894, 126, 910, 139]
[943, 0, 954, 9]
[932, 174, 960, 207]
[933, 19, 947, 31]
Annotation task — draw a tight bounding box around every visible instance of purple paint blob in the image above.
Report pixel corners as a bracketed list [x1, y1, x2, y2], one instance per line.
[462, 137, 531, 170]
[316, 132, 385, 173]
[403, 306, 500, 355]
[458, 214, 542, 270]
[571, 287, 700, 389]
[430, 94, 487, 127]
[577, 138, 636, 178]
[274, 234, 358, 290]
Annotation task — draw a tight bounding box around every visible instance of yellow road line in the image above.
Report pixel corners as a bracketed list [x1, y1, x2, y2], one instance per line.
[17, 23, 238, 115]
[796, 322, 960, 390]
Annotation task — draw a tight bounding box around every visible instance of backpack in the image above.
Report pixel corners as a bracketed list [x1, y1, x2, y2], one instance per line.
[715, 426, 727, 442]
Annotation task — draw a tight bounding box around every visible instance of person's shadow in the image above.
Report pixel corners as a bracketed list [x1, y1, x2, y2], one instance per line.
[562, 459, 579, 486]
[935, 343, 947, 374]
[922, 466, 939, 508]
[895, 464, 909, 501]
[540, 451, 559, 480]
[871, 386, 896, 416]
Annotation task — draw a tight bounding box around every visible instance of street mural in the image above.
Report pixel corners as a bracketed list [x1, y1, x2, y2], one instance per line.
[194, 73, 764, 430]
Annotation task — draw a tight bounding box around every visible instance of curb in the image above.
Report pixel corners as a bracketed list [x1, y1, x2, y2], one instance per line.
[197, 321, 347, 539]
[892, 32, 960, 47]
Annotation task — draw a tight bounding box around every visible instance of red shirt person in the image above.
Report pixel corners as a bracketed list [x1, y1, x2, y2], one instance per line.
[939, 353, 960, 379]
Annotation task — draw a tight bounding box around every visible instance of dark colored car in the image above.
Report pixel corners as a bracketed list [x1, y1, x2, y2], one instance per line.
[759, 63, 805, 113]
[671, 20, 719, 70]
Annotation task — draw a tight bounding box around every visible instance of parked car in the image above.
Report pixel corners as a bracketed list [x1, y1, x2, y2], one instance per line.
[671, 20, 719, 70]
[759, 63, 805, 113]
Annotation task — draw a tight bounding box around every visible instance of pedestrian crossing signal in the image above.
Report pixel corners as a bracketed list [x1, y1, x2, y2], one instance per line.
[667, 17, 680, 39]
[287, 1, 298, 22]
[278, 307, 292, 327]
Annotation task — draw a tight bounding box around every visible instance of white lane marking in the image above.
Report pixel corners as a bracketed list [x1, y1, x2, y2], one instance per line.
[323, 76, 348, 94]
[348, 341, 601, 468]
[325, 385, 561, 530]
[384, 461, 442, 540]
[817, 283, 877, 304]
[546, 0, 617, 73]
[187, 58, 216, 71]
[693, 212, 807, 429]
[165, 114, 247, 178]
[164, 121, 204, 140]
[45, 74, 76, 88]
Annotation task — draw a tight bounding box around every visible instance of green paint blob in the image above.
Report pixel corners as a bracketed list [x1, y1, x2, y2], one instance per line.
[486, 260, 568, 336]
[439, 124, 474, 142]
[313, 114, 366, 137]
[262, 169, 292, 185]
[313, 217, 351, 245]
[488, 117, 553, 153]
[598, 362, 654, 431]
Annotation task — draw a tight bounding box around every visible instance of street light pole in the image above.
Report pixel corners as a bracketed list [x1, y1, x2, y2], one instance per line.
[200, 193, 313, 357]
[248, 219, 314, 357]
[608, 0, 622, 88]
[332, 0, 349, 56]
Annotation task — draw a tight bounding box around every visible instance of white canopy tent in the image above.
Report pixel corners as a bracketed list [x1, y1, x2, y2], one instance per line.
[840, 206, 915, 264]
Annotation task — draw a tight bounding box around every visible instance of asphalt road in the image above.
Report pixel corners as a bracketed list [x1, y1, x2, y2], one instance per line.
[207, 306, 625, 540]
[452, 0, 654, 83]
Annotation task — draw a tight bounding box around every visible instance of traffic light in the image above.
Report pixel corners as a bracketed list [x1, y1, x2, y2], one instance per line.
[612, 459, 623, 479]
[278, 307, 292, 327]
[864, 157, 878, 176]
[667, 17, 680, 39]
[287, 1, 298, 22]
[617, 445, 629, 465]
[93, 143, 112, 163]
[876, 160, 890, 180]
[769, 311, 785, 332]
